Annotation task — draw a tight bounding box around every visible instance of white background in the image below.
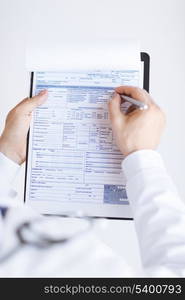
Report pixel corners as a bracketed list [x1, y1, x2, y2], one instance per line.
[0, 0, 185, 271]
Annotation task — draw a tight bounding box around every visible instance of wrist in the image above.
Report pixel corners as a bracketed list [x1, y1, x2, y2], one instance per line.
[0, 139, 23, 165]
[119, 144, 151, 157]
[122, 147, 155, 158]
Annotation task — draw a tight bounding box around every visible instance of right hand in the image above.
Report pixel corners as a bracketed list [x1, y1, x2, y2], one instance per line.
[108, 86, 166, 157]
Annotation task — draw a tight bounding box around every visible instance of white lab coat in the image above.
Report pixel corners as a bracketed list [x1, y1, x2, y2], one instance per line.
[0, 150, 185, 277]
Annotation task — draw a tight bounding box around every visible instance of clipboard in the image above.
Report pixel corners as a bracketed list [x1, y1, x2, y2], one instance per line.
[24, 52, 150, 220]
[141, 52, 150, 92]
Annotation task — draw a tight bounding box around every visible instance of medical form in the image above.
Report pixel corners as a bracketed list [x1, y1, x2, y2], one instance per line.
[25, 69, 142, 218]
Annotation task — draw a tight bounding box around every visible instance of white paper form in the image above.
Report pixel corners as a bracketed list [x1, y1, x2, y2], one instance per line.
[26, 69, 141, 215]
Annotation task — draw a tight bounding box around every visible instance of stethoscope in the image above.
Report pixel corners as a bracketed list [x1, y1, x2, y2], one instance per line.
[0, 210, 95, 264]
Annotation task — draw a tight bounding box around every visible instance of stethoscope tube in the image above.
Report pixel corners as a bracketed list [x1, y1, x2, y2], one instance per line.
[0, 213, 94, 264]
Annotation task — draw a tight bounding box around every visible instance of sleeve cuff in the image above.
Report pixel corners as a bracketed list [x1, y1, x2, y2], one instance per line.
[0, 152, 20, 184]
[122, 150, 166, 181]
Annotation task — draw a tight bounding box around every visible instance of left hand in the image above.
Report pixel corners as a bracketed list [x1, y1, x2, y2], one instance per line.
[0, 90, 48, 165]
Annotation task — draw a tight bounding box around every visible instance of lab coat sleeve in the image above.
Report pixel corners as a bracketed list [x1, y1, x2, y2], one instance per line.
[122, 150, 185, 277]
[0, 152, 20, 202]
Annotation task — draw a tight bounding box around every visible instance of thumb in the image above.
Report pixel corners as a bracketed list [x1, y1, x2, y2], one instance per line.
[31, 90, 48, 108]
[108, 92, 125, 122]
[17, 90, 48, 113]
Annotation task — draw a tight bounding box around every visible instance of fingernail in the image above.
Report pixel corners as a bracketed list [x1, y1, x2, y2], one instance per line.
[111, 91, 118, 99]
[108, 92, 117, 103]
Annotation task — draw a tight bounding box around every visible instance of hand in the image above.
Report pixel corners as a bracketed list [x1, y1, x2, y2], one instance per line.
[0, 90, 48, 165]
[108, 86, 166, 157]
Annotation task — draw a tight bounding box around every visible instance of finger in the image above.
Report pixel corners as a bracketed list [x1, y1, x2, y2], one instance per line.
[31, 90, 48, 107]
[125, 104, 137, 115]
[108, 92, 126, 121]
[16, 90, 48, 113]
[115, 86, 151, 104]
